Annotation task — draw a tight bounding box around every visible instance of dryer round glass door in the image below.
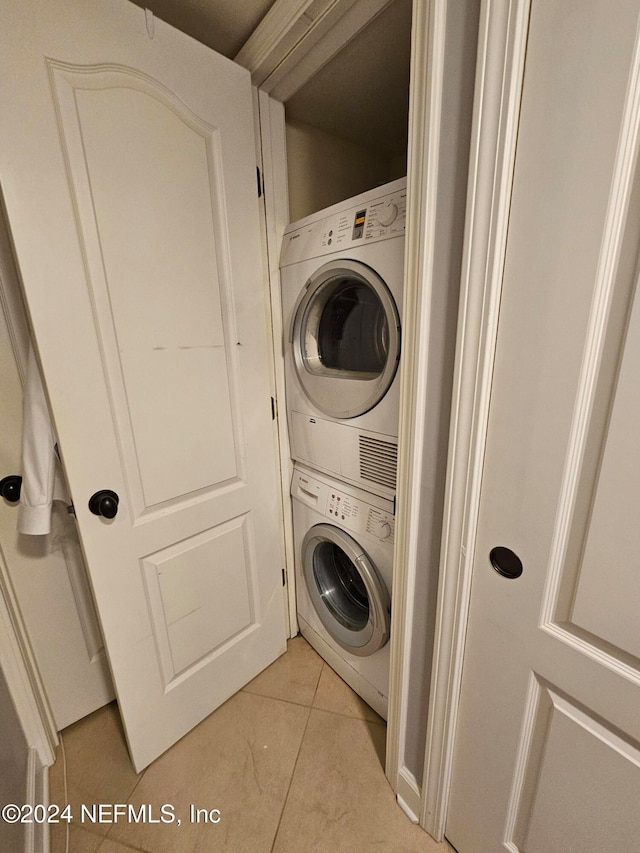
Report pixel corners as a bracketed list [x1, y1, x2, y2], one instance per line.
[291, 260, 401, 419]
[301, 523, 390, 657]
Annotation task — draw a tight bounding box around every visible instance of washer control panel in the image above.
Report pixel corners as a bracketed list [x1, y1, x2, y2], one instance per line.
[327, 487, 395, 545]
[328, 489, 360, 523]
[292, 468, 395, 545]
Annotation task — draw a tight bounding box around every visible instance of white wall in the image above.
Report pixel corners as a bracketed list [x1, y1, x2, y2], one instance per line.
[285, 118, 400, 221]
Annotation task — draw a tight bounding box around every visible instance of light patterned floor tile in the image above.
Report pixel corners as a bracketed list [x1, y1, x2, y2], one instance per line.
[96, 836, 148, 852]
[49, 703, 142, 842]
[50, 823, 103, 853]
[47, 639, 447, 853]
[243, 634, 324, 706]
[107, 690, 309, 853]
[312, 663, 385, 723]
[272, 708, 446, 853]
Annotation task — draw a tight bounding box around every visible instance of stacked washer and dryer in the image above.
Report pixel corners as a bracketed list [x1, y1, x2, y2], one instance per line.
[280, 178, 406, 720]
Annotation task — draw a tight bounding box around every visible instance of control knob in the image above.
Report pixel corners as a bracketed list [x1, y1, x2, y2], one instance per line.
[377, 202, 398, 228]
[376, 520, 393, 540]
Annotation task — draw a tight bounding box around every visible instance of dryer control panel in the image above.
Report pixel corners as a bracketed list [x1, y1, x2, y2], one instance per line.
[281, 179, 407, 267]
[319, 187, 406, 252]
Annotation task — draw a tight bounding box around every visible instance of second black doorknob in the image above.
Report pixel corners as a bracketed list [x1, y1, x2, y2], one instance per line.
[0, 475, 22, 503]
[88, 489, 119, 519]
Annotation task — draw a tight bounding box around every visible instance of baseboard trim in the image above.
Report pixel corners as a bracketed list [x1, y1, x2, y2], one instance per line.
[24, 748, 49, 853]
[396, 766, 422, 823]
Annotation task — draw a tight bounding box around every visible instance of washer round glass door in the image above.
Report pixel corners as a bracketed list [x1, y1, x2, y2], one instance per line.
[291, 259, 401, 419]
[301, 523, 390, 657]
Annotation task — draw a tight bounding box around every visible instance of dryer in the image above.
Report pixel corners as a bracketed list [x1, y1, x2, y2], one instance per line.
[291, 464, 395, 719]
[280, 179, 406, 498]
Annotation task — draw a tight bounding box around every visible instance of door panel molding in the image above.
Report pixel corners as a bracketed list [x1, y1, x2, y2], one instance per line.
[505, 676, 640, 852]
[501, 672, 544, 853]
[49, 60, 247, 514]
[538, 23, 640, 680]
[140, 513, 257, 687]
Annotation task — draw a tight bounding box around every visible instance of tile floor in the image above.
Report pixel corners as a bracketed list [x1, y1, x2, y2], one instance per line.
[49, 636, 454, 853]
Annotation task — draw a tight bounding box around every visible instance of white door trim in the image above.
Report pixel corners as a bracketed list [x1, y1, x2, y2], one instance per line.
[418, 0, 530, 839]
[235, 0, 396, 100]
[0, 557, 56, 767]
[384, 0, 448, 796]
[254, 88, 298, 636]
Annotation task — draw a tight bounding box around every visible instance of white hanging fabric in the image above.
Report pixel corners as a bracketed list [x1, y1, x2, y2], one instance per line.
[17, 344, 70, 535]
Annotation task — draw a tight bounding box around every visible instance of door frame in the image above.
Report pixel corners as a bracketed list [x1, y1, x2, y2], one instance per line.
[0, 579, 53, 853]
[254, 89, 298, 635]
[0, 556, 56, 768]
[416, 0, 530, 839]
[383, 0, 451, 816]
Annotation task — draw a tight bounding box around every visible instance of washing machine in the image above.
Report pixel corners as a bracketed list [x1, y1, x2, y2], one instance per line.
[291, 463, 395, 719]
[281, 178, 406, 499]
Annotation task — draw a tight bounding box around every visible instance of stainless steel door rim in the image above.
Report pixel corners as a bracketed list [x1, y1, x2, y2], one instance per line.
[301, 522, 391, 656]
[291, 259, 401, 419]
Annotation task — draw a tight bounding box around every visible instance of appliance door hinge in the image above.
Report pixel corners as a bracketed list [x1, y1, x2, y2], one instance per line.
[256, 166, 263, 198]
[271, 396, 276, 420]
[282, 568, 287, 587]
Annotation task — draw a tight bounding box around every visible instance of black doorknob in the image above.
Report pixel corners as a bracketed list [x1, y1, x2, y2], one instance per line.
[490, 546, 523, 579]
[88, 489, 119, 519]
[0, 475, 22, 503]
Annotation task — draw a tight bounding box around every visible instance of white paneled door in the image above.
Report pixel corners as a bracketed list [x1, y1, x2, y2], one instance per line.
[0, 0, 286, 770]
[447, 1, 640, 851]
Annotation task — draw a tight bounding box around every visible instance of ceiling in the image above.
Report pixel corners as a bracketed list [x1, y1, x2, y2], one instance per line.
[286, 0, 412, 158]
[129, 0, 276, 57]
[129, 0, 412, 159]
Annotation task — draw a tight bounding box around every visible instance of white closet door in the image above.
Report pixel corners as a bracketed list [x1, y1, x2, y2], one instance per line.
[446, 1, 640, 850]
[0, 0, 286, 771]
